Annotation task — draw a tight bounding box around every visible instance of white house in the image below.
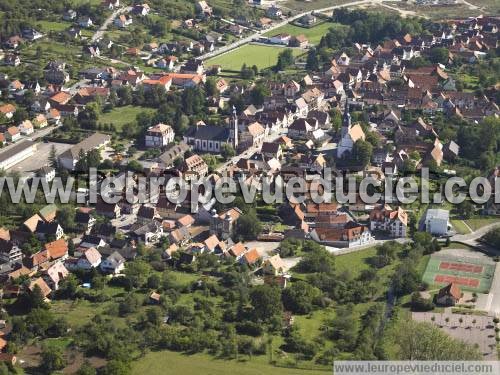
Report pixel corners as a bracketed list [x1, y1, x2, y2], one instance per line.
[114, 14, 132, 28]
[76, 247, 102, 269]
[269, 34, 291, 45]
[369, 204, 408, 238]
[145, 123, 175, 148]
[18, 120, 34, 135]
[78, 17, 93, 28]
[100, 251, 125, 274]
[422, 209, 451, 236]
[38, 166, 56, 183]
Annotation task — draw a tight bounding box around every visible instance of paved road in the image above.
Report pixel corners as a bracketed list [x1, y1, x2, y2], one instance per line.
[0, 124, 57, 153]
[91, 6, 132, 43]
[199, 0, 374, 61]
[450, 222, 500, 246]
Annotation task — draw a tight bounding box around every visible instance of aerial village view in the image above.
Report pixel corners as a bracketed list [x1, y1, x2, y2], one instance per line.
[0, 0, 498, 374]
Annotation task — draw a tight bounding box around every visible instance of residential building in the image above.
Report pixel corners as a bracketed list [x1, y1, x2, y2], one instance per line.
[76, 247, 102, 269]
[18, 120, 34, 135]
[100, 251, 126, 274]
[38, 166, 56, 183]
[58, 133, 111, 170]
[181, 154, 208, 180]
[145, 123, 175, 148]
[210, 208, 242, 240]
[369, 204, 408, 238]
[5, 126, 20, 142]
[262, 254, 286, 276]
[0, 240, 22, 264]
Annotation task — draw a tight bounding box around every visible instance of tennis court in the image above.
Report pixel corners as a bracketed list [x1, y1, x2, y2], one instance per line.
[422, 253, 495, 293]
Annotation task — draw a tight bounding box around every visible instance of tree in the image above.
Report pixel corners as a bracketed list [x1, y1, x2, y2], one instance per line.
[456, 200, 475, 219]
[48, 145, 58, 169]
[86, 149, 101, 169]
[29, 285, 48, 310]
[250, 285, 282, 323]
[103, 360, 130, 375]
[40, 346, 66, 374]
[351, 139, 373, 167]
[297, 246, 333, 274]
[328, 305, 358, 351]
[205, 77, 218, 97]
[234, 208, 262, 241]
[410, 292, 434, 311]
[56, 206, 76, 231]
[124, 260, 151, 288]
[75, 149, 88, 172]
[77, 361, 96, 375]
[429, 47, 449, 65]
[306, 48, 319, 71]
[275, 49, 294, 71]
[393, 320, 481, 360]
[221, 143, 236, 159]
[282, 281, 320, 314]
[250, 84, 270, 106]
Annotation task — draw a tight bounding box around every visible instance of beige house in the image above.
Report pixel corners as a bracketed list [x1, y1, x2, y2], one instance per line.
[262, 254, 286, 276]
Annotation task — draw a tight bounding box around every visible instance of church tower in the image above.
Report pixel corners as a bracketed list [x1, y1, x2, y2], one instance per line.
[230, 105, 238, 149]
[341, 101, 351, 137]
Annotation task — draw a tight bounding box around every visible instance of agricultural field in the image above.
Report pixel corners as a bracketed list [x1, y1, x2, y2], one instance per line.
[263, 21, 345, 45]
[206, 44, 304, 71]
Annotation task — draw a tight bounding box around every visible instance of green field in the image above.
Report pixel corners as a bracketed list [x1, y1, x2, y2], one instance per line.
[422, 254, 495, 293]
[99, 105, 156, 130]
[465, 217, 499, 231]
[132, 350, 329, 375]
[206, 44, 304, 71]
[450, 219, 471, 235]
[264, 22, 344, 45]
[36, 20, 73, 33]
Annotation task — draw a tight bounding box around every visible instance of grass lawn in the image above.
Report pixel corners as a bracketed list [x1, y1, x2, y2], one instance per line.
[294, 308, 333, 341]
[284, 0, 353, 11]
[335, 246, 379, 277]
[41, 337, 73, 351]
[263, 22, 344, 45]
[465, 217, 499, 231]
[450, 219, 471, 235]
[99, 105, 156, 130]
[206, 44, 304, 71]
[445, 242, 475, 250]
[132, 350, 329, 375]
[36, 20, 72, 33]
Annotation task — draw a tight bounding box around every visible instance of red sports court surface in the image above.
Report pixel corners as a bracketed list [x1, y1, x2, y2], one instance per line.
[434, 274, 480, 287]
[439, 261, 483, 274]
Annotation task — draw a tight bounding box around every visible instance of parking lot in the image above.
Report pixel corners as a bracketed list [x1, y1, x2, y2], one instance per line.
[7, 141, 72, 174]
[412, 311, 498, 360]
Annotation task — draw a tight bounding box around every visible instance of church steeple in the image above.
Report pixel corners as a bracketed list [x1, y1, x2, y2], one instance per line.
[230, 105, 238, 149]
[341, 101, 351, 137]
